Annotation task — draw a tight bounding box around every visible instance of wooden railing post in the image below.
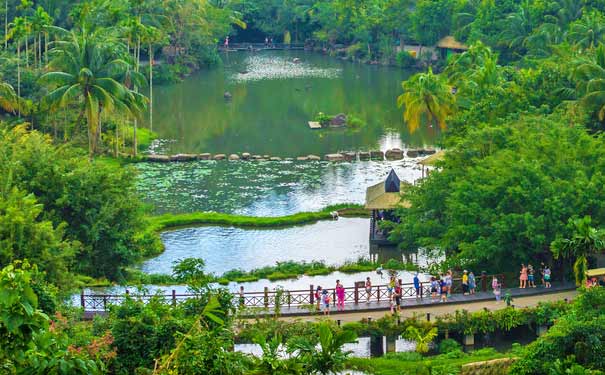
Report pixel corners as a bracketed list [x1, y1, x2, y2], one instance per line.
[420, 282, 424, 298]
[172, 290, 176, 306]
[80, 290, 85, 309]
[481, 271, 487, 292]
[310, 284, 314, 305]
[500, 274, 506, 289]
[287, 291, 291, 307]
[333, 290, 336, 306]
[264, 287, 269, 308]
[354, 284, 359, 304]
[377, 285, 380, 302]
[103, 295, 107, 310]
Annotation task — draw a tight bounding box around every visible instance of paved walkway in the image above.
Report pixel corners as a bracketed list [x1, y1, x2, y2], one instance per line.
[246, 283, 576, 321]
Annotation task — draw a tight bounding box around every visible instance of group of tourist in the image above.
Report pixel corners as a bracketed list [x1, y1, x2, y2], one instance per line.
[519, 262, 552, 289]
[314, 280, 347, 315]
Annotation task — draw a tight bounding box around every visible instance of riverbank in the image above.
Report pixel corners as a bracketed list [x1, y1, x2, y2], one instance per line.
[148, 203, 369, 231]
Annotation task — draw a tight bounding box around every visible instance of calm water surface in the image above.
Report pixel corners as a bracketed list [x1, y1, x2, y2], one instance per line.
[148, 50, 439, 156]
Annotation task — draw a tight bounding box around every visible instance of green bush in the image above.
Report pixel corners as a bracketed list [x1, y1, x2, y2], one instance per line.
[396, 50, 416, 68]
[439, 338, 462, 354]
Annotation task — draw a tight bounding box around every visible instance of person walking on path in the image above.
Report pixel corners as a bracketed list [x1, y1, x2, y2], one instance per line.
[264, 37, 269, 48]
[462, 270, 469, 295]
[430, 277, 439, 299]
[315, 286, 322, 311]
[520, 264, 528, 288]
[388, 276, 395, 302]
[322, 289, 331, 315]
[445, 270, 453, 296]
[224, 36, 229, 49]
[528, 263, 536, 288]
[365, 277, 372, 303]
[413, 273, 421, 298]
[440, 277, 448, 302]
[394, 281, 402, 312]
[335, 280, 345, 311]
[469, 271, 476, 295]
[493, 276, 501, 301]
[544, 266, 552, 288]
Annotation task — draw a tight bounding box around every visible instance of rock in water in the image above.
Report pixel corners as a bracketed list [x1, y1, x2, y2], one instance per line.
[224, 91, 232, 100]
[330, 113, 347, 128]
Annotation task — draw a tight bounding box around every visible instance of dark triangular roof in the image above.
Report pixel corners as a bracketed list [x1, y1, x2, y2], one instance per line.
[384, 169, 401, 193]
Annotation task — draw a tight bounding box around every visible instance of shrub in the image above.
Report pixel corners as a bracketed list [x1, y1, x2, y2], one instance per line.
[396, 50, 417, 68]
[439, 338, 462, 354]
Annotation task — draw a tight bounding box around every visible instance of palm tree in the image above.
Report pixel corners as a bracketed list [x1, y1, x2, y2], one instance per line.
[573, 43, 605, 121]
[552, 216, 605, 286]
[397, 67, 456, 133]
[40, 30, 147, 159]
[500, 0, 535, 53]
[0, 80, 18, 113]
[404, 325, 438, 354]
[567, 11, 605, 50]
[29, 6, 53, 68]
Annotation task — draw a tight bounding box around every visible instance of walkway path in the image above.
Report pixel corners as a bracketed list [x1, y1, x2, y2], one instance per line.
[257, 283, 577, 322]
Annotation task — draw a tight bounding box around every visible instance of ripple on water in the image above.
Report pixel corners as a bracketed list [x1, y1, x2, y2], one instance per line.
[135, 160, 423, 215]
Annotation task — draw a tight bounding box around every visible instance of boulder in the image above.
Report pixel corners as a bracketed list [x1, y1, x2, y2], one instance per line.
[241, 152, 251, 160]
[263, 154, 270, 159]
[224, 91, 232, 100]
[269, 157, 282, 161]
[170, 154, 197, 162]
[228, 154, 240, 161]
[358, 151, 371, 160]
[252, 155, 262, 160]
[213, 154, 226, 160]
[370, 150, 384, 160]
[307, 154, 321, 161]
[329, 113, 347, 128]
[325, 153, 345, 162]
[406, 149, 420, 158]
[285, 158, 294, 161]
[296, 156, 309, 161]
[342, 152, 357, 161]
[385, 148, 404, 160]
[198, 153, 212, 160]
[146, 154, 170, 163]
[423, 148, 436, 155]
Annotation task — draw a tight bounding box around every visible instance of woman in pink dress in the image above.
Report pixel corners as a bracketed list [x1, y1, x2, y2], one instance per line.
[335, 280, 345, 311]
[519, 264, 528, 288]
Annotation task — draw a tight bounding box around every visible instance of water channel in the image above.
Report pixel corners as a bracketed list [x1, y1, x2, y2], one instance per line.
[133, 51, 440, 287]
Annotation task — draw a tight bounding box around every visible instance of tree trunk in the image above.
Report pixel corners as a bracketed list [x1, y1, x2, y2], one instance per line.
[149, 42, 153, 132]
[115, 121, 119, 157]
[133, 119, 138, 156]
[44, 32, 48, 64]
[17, 40, 21, 118]
[25, 28, 28, 68]
[4, 0, 7, 49]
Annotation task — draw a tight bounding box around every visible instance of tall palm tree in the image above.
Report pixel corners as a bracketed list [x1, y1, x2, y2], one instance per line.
[573, 43, 605, 121]
[29, 6, 53, 68]
[7, 16, 27, 118]
[40, 30, 147, 159]
[552, 216, 605, 286]
[397, 67, 456, 133]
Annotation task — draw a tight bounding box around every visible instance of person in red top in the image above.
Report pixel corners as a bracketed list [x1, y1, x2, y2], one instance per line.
[394, 280, 402, 313]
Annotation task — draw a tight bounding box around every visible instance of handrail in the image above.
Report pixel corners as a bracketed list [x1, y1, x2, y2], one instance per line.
[80, 273, 506, 311]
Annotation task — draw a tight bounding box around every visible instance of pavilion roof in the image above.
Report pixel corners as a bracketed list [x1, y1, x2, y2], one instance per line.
[418, 150, 446, 166]
[586, 268, 605, 278]
[437, 36, 468, 50]
[365, 170, 411, 210]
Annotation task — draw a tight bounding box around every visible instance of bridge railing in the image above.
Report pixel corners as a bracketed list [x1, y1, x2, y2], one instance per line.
[220, 42, 307, 50]
[80, 273, 505, 311]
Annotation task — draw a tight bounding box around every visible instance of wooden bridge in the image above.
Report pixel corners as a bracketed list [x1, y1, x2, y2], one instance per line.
[78, 273, 575, 319]
[220, 43, 307, 51]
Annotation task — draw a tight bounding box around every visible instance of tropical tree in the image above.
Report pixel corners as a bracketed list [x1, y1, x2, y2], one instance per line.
[573, 43, 605, 122]
[567, 11, 605, 49]
[29, 6, 53, 68]
[0, 79, 18, 113]
[7, 16, 27, 117]
[397, 67, 456, 133]
[552, 216, 605, 286]
[289, 323, 357, 375]
[404, 325, 438, 354]
[40, 30, 147, 159]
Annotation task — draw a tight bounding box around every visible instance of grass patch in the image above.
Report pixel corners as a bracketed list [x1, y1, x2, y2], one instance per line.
[148, 203, 369, 231]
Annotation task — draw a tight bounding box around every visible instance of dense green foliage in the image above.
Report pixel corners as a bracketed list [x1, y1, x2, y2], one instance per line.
[0, 125, 160, 285]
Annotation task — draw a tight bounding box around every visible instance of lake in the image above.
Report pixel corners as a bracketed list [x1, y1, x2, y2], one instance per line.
[147, 50, 439, 156]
